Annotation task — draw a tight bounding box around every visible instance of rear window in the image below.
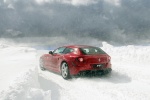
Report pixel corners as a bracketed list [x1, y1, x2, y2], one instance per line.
[80, 47, 106, 55]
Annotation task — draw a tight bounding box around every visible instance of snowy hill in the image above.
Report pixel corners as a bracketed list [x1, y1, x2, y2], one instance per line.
[0, 42, 150, 100]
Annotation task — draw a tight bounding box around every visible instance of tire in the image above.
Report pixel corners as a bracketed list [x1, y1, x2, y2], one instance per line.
[61, 62, 71, 79]
[39, 58, 46, 71]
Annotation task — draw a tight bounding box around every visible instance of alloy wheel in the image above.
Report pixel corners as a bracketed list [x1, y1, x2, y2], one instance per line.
[61, 62, 70, 79]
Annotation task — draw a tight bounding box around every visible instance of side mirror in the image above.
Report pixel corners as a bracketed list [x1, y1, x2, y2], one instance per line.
[49, 51, 53, 54]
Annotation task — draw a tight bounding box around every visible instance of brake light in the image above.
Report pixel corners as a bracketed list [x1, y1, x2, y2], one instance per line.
[78, 57, 84, 62]
[108, 56, 111, 62]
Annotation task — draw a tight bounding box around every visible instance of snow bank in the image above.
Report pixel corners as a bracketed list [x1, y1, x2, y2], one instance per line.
[0, 69, 51, 100]
[102, 42, 150, 83]
[0, 45, 51, 100]
[102, 42, 150, 65]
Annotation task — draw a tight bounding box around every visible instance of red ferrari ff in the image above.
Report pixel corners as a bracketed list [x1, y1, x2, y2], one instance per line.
[40, 45, 112, 79]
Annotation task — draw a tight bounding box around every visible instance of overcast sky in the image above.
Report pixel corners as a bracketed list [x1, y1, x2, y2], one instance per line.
[0, 0, 150, 45]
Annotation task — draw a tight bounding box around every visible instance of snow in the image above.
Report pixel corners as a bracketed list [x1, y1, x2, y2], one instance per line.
[0, 42, 150, 100]
[0, 69, 51, 100]
[0, 45, 51, 100]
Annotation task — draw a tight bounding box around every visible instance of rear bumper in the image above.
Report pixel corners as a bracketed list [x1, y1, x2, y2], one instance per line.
[79, 68, 112, 76]
[69, 62, 112, 75]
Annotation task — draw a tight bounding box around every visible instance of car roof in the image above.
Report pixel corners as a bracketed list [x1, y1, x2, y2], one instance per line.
[63, 45, 94, 48]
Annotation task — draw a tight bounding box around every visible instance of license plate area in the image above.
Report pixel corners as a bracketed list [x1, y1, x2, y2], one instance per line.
[93, 64, 104, 68]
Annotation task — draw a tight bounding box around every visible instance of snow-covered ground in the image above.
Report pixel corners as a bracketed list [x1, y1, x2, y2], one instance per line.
[0, 42, 150, 100]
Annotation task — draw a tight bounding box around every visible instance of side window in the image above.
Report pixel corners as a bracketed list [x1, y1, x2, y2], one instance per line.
[63, 48, 74, 54]
[80, 47, 106, 55]
[53, 47, 66, 54]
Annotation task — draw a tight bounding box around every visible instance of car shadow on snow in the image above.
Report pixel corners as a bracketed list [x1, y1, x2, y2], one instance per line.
[73, 70, 131, 84]
[38, 75, 61, 100]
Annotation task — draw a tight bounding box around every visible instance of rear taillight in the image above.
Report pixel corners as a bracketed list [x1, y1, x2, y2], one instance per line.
[108, 56, 111, 62]
[78, 57, 84, 62]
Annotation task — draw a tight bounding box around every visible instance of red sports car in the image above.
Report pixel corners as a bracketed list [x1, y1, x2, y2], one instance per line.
[40, 45, 112, 79]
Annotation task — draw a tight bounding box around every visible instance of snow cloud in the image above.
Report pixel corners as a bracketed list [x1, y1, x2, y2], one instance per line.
[7, 4, 15, 9]
[63, 0, 98, 6]
[35, 0, 52, 5]
[105, 0, 121, 6]
[35, 0, 98, 6]
[0, 0, 150, 45]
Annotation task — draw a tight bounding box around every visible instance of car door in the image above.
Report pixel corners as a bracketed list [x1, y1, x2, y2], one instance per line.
[43, 54, 53, 70]
[51, 47, 66, 72]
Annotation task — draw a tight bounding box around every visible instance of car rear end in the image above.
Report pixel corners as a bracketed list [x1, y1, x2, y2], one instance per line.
[69, 46, 112, 75]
